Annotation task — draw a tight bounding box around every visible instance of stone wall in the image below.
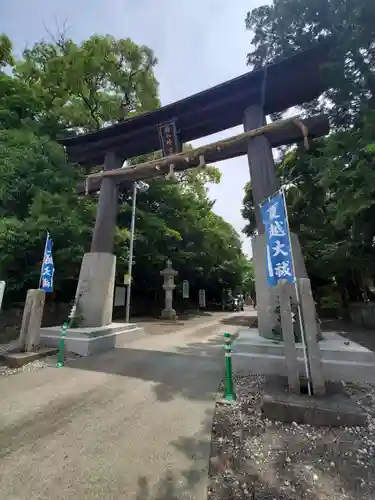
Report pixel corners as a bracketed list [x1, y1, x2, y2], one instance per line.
[349, 302, 375, 330]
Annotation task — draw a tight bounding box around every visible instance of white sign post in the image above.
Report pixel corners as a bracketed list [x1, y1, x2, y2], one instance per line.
[198, 289, 206, 308]
[182, 280, 189, 299]
[0, 281, 5, 311]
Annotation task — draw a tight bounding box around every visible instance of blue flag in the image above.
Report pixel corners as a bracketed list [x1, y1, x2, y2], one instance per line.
[39, 233, 54, 293]
[260, 191, 294, 286]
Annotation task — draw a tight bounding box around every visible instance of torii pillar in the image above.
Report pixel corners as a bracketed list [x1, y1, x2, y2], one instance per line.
[244, 105, 309, 339]
[75, 151, 121, 327]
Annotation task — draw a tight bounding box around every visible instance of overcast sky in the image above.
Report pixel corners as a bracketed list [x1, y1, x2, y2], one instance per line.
[1, 0, 270, 256]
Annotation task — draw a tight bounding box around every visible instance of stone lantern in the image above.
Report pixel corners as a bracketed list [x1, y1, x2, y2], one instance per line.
[160, 259, 178, 320]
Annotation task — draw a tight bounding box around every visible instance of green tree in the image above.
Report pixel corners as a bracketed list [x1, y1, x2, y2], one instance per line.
[15, 34, 160, 136]
[118, 176, 250, 304]
[0, 32, 160, 299]
[0, 32, 250, 307]
[245, 0, 375, 126]
[242, 112, 375, 306]
[242, 0, 375, 310]
[0, 128, 95, 297]
[0, 33, 14, 68]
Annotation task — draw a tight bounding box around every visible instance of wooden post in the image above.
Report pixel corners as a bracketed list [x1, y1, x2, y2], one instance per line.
[278, 280, 300, 394]
[243, 105, 280, 232]
[298, 278, 326, 395]
[90, 151, 122, 253]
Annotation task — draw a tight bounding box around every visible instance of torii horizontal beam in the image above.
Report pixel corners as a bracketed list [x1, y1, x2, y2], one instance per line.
[80, 114, 329, 194]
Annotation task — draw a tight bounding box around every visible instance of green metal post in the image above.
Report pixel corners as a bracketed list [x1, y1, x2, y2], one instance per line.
[54, 294, 81, 368]
[224, 332, 236, 401]
[55, 322, 68, 368]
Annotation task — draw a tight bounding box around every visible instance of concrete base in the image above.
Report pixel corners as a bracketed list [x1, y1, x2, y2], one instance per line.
[253, 232, 309, 340]
[160, 309, 177, 320]
[232, 328, 375, 383]
[76, 252, 116, 328]
[40, 323, 143, 357]
[262, 376, 367, 427]
[1, 347, 58, 368]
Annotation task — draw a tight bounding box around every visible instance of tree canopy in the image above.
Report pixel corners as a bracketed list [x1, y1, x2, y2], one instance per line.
[243, 0, 375, 312]
[245, 0, 375, 127]
[0, 33, 251, 307]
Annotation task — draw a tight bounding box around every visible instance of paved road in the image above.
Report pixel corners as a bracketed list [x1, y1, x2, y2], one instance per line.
[0, 311, 253, 500]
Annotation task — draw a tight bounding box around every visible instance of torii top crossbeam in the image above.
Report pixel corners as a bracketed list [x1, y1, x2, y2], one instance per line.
[59, 42, 330, 167]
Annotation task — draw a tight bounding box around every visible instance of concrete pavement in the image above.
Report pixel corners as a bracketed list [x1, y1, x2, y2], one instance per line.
[0, 311, 254, 500]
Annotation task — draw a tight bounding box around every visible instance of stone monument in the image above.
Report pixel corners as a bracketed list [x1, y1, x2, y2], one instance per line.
[2, 289, 58, 368]
[19, 289, 46, 351]
[160, 259, 178, 320]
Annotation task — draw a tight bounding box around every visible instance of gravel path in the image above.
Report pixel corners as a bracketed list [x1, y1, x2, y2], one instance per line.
[0, 340, 82, 376]
[210, 375, 375, 500]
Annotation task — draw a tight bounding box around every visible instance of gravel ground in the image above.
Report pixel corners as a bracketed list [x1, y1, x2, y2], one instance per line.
[209, 375, 375, 500]
[0, 341, 82, 377]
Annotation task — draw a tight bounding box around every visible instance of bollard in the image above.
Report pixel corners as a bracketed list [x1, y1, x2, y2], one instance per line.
[55, 322, 68, 368]
[54, 294, 81, 368]
[224, 332, 236, 401]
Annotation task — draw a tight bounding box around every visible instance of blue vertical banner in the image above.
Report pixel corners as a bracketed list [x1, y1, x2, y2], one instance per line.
[260, 191, 294, 286]
[39, 232, 55, 293]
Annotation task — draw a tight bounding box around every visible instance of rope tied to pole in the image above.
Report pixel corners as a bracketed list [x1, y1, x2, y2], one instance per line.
[292, 118, 310, 150]
[166, 163, 175, 180]
[85, 168, 105, 195]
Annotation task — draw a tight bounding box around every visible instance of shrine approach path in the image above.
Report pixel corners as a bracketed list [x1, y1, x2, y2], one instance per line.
[0, 310, 254, 500]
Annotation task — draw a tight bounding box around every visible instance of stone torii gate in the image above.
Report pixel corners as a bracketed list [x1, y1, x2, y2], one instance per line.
[57, 42, 331, 347]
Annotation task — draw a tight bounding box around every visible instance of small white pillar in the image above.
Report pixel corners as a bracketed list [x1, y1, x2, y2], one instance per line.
[160, 259, 178, 320]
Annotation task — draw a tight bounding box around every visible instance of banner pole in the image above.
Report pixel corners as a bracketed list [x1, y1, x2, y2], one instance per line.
[55, 322, 68, 368]
[55, 293, 81, 368]
[38, 231, 49, 289]
[280, 187, 312, 395]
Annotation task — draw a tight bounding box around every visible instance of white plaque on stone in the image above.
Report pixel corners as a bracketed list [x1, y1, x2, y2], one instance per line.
[199, 289, 206, 308]
[182, 280, 189, 299]
[0, 281, 5, 311]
